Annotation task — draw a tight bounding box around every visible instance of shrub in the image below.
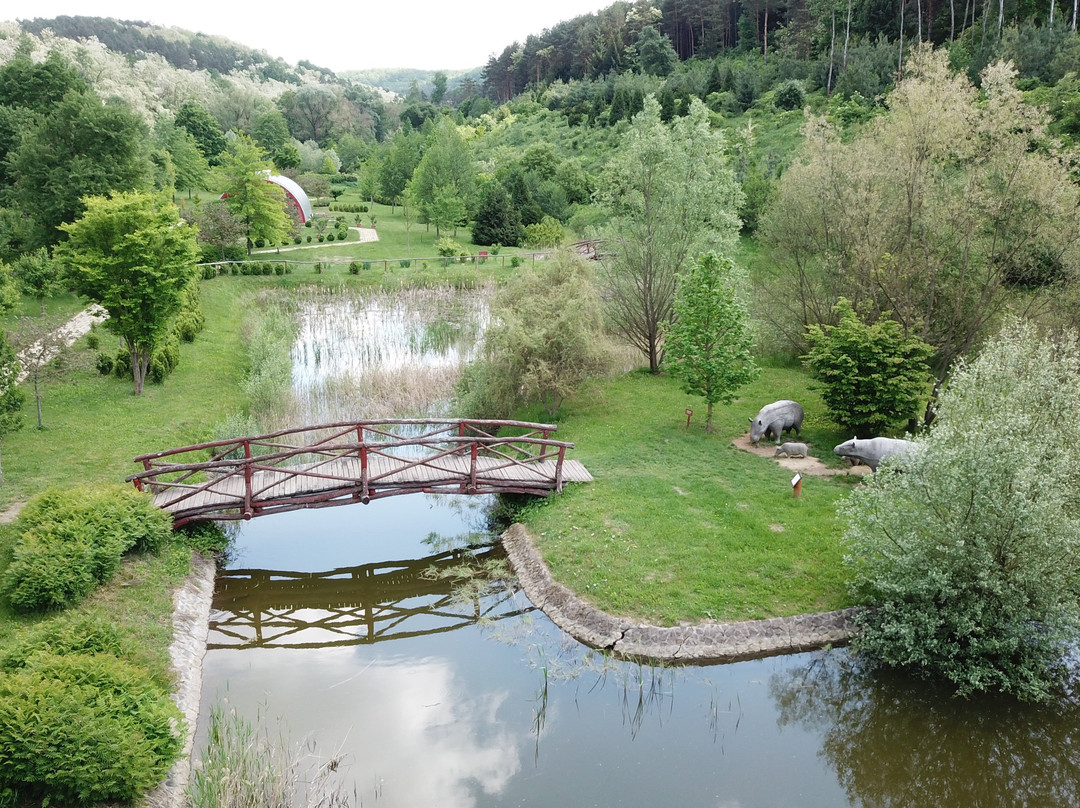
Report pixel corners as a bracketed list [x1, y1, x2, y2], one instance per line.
[274, 264, 285, 276]
[2, 522, 104, 611]
[362, 261, 372, 271]
[349, 261, 360, 274]
[201, 264, 218, 280]
[85, 329, 99, 350]
[317, 234, 325, 242]
[436, 237, 463, 257]
[326, 232, 335, 242]
[490, 243, 502, 255]
[294, 235, 302, 244]
[399, 259, 412, 268]
[0, 611, 136, 672]
[306, 235, 312, 243]
[0, 653, 183, 805]
[230, 265, 239, 275]
[510, 256, 522, 268]
[314, 262, 323, 274]
[774, 79, 807, 110]
[804, 298, 934, 434]
[113, 349, 131, 378]
[95, 352, 113, 375]
[261, 263, 272, 276]
[254, 238, 265, 248]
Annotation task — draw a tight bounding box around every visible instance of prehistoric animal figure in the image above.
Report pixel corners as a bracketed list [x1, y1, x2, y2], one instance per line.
[749, 400, 804, 444]
[774, 442, 809, 458]
[833, 437, 917, 471]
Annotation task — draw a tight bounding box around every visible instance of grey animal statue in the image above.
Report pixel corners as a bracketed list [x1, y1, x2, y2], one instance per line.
[833, 437, 917, 471]
[774, 442, 809, 458]
[749, 400, 804, 444]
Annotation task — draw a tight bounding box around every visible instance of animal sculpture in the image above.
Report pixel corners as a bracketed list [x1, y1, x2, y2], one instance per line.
[749, 400, 804, 444]
[833, 437, 916, 471]
[774, 442, 809, 458]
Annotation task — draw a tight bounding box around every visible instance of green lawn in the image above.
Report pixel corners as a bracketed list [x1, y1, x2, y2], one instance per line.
[513, 366, 859, 625]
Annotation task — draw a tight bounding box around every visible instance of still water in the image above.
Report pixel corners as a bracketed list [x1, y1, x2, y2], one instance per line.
[196, 285, 1080, 806]
[197, 496, 1080, 808]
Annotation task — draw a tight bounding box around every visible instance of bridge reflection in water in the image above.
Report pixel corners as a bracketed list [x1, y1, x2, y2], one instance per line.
[208, 544, 532, 650]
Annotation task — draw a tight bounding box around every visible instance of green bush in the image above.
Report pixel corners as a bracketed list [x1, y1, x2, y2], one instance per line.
[326, 232, 336, 242]
[348, 261, 360, 275]
[294, 235, 302, 244]
[804, 299, 934, 434]
[0, 611, 136, 672]
[201, 264, 218, 280]
[15, 484, 173, 558]
[2, 523, 104, 612]
[1, 484, 175, 612]
[95, 352, 113, 375]
[436, 237, 463, 257]
[274, 264, 285, 276]
[399, 259, 412, 268]
[0, 653, 182, 805]
[230, 265, 239, 275]
[113, 349, 131, 378]
[774, 79, 807, 111]
[362, 261, 372, 271]
[85, 331, 99, 350]
[510, 256, 522, 268]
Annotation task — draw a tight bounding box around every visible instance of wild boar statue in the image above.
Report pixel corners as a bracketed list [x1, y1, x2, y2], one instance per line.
[749, 400, 804, 444]
[774, 442, 809, 458]
[833, 437, 916, 471]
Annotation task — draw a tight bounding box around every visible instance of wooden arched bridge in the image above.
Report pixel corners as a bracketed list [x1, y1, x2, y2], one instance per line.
[128, 418, 592, 528]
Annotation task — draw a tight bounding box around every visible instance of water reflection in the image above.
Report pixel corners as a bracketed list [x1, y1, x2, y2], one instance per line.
[209, 545, 533, 650]
[770, 650, 1080, 807]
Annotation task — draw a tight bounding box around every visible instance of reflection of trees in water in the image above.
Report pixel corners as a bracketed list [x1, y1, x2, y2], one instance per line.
[770, 651, 1080, 807]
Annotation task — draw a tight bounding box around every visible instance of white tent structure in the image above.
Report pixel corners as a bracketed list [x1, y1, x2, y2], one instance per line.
[265, 172, 313, 223]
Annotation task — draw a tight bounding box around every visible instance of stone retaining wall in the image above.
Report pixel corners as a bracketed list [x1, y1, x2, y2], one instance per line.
[502, 523, 859, 663]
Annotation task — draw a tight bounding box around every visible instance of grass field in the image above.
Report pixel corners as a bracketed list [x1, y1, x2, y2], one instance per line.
[511, 366, 859, 625]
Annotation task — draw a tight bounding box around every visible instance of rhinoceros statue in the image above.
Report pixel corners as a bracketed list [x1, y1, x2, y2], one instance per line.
[774, 441, 809, 458]
[749, 400, 804, 444]
[833, 437, 917, 471]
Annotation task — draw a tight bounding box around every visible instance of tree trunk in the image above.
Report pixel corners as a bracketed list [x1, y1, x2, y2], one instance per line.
[843, 0, 853, 70]
[898, 0, 906, 77]
[34, 370, 43, 428]
[827, 9, 837, 96]
[706, 400, 715, 433]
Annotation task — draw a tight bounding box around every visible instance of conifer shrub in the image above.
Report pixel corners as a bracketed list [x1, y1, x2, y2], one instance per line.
[0, 653, 182, 805]
[1, 485, 174, 612]
[349, 262, 360, 274]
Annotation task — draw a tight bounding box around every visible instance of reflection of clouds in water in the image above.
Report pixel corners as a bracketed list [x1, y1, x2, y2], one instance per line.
[202, 649, 521, 808]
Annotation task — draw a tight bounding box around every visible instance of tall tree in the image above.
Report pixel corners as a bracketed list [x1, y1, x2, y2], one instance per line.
[9, 91, 150, 250]
[596, 96, 743, 372]
[409, 118, 477, 227]
[663, 252, 759, 433]
[56, 192, 199, 395]
[216, 137, 291, 254]
[12, 248, 62, 315]
[759, 48, 1080, 381]
[175, 100, 226, 166]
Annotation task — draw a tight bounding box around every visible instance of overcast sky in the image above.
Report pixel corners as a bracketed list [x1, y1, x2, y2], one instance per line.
[12, 1, 613, 72]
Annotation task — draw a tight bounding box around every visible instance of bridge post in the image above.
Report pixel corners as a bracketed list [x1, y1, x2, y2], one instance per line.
[358, 425, 370, 504]
[243, 439, 253, 519]
[469, 442, 478, 492]
[555, 445, 566, 492]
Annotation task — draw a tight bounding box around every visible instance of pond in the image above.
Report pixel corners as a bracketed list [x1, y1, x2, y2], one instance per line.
[195, 285, 1080, 807]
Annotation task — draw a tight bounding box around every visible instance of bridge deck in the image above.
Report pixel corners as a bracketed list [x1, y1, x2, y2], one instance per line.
[152, 453, 593, 522]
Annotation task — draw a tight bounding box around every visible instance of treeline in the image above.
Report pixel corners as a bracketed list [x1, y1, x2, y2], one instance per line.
[481, 0, 1080, 102]
[20, 15, 304, 84]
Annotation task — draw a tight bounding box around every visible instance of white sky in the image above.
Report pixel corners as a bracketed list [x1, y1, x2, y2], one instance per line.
[11, 1, 613, 72]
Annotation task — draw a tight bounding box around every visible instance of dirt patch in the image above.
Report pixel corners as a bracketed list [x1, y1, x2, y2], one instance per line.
[731, 434, 871, 478]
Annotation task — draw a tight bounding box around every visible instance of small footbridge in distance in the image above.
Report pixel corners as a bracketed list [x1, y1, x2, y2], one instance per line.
[128, 418, 593, 528]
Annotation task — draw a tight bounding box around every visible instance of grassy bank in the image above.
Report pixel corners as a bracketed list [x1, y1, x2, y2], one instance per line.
[513, 366, 859, 625]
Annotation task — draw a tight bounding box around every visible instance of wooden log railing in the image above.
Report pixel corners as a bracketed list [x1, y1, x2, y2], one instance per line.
[128, 418, 592, 527]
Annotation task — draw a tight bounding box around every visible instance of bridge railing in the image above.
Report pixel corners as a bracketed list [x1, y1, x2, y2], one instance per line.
[128, 418, 577, 524]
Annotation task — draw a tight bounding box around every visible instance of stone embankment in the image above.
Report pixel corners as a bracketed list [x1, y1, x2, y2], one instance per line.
[502, 523, 858, 662]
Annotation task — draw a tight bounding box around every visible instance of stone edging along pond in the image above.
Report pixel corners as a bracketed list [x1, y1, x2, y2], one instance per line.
[501, 523, 859, 663]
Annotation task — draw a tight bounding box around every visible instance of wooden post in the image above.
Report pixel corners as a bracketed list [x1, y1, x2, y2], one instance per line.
[469, 442, 478, 492]
[791, 472, 802, 498]
[243, 439, 253, 518]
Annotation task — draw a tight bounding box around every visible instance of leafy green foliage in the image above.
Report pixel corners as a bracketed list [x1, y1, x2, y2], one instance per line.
[0, 652, 182, 805]
[215, 136, 292, 254]
[596, 96, 743, 372]
[456, 252, 612, 418]
[1, 484, 173, 612]
[523, 215, 565, 249]
[804, 299, 934, 435]
[56, 191, 200, 394]
[471, 181, 524, 247]
[663, 253, 758, 432]
[842, 321, 1080, 701]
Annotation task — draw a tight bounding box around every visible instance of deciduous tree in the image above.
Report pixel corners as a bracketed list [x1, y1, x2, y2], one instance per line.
[663, 253, 759, 433]
[216, 137, 291, 254]
[0, 331, 24, 484]
[596, 95, 743, 372]
[56, 192, 199, 395]
[842, 320, 1080, 701]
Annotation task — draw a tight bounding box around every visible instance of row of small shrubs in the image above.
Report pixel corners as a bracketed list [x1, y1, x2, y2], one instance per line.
[0, 612, 183, 804]
[0, 485, 174, 613]
[329, 203, 369, 213]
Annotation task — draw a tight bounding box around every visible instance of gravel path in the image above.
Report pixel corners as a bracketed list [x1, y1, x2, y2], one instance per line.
[16, 304, 108, 383]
